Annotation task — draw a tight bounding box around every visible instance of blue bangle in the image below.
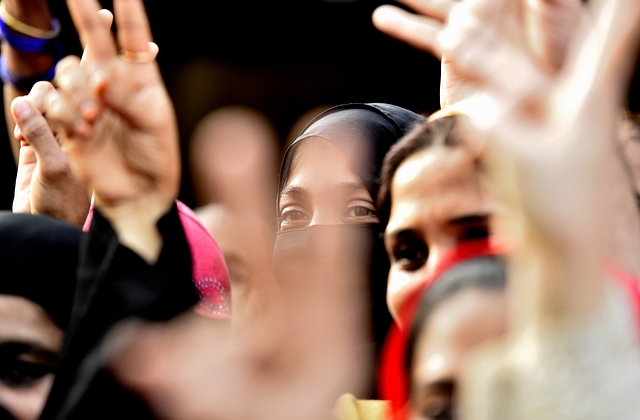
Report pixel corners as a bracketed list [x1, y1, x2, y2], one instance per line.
[0, 54, 56, 91]
[0, 16, 61, 54]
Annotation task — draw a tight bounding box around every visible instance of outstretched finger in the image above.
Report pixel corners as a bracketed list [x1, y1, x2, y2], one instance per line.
[373, 5, 444, 57]
[399, 0, 457, 21]
[81, 9, 114, 64]
[66, 0, 117, 61]
[559, 0, 640, 115]
[114, 0, 154, 54]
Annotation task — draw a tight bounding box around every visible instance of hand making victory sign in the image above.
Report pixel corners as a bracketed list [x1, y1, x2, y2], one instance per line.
[40, 0, 177, 261]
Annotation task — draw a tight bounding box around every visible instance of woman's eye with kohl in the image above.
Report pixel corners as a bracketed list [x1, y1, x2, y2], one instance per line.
[343, 202, 379, 223]
[0, 360, 54, 387]
[0, 344, 57, 388]
[279, 206, 311, 230]
[392, 236, 428, 271]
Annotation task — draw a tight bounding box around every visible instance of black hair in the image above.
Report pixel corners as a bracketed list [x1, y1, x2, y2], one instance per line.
[377, 115, 460, 227]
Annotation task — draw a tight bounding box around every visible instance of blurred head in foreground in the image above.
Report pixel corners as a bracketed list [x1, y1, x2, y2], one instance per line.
[0, 212, 80, 420]
[379, 249, 508, 420]
[379, 114, 497, 323]
[189, 106, 279, 321]
[190, 105, 279, 219]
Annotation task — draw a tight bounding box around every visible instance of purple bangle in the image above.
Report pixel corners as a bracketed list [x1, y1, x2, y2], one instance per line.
[0, 54, 56, 91]
[0, 15, 61, 54]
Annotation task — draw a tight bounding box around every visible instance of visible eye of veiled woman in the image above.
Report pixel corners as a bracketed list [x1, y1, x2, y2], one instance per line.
[0, 344, 57, 388]
[343, 201, 379, 223]
[279, 206, 310, 230]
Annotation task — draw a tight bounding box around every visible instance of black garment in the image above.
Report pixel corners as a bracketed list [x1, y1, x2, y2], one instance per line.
[40, 203, 199, 420]
[276, 103, 425, 374]
[0, 211, 81, 329]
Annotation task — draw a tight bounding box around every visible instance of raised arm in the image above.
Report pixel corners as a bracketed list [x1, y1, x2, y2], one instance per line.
[8, 9, 114, 226]
[458, 0, 640, 416]
[0, 0, 59, 164]
[372, 0, 582, 107]
[40, 0, 175, 261]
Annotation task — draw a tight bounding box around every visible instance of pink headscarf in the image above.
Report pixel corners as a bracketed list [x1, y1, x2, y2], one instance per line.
[83, 200, 231, 319]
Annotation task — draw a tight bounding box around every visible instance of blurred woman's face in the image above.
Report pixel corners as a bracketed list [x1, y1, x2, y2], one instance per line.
[0, 295, 62, 420]
[385, 145, 495, 323]
[409, 289, 507, 420]
[278, 137, 379, 231]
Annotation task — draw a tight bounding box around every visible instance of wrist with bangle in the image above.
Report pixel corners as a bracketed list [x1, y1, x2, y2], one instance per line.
[0, 1, 62, 91]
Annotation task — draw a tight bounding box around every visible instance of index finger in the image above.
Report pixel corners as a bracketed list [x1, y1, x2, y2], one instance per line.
[373, 5, 444, 57]
[66, 0, 117, 60]
[399, 0, 457, 21]
[114, 0, 154, 53]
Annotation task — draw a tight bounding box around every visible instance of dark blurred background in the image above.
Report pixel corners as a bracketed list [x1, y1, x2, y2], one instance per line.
[0, 0, 637, 211]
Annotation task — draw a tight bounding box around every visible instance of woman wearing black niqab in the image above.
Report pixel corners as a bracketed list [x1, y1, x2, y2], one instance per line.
[273, 103, 425, 400]
[0, 211, 81, 420]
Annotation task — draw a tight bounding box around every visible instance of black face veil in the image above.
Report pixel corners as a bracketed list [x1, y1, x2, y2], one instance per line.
[274, 103, 425, 398]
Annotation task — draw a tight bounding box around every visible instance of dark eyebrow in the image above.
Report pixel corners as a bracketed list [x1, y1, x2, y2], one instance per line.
[417, 379, 456, 396]
[279, 186, 308, 199]
[385, 228, 422, 245]
[281, 182, 369, 203]
[446, 214, 490, 227]
[0, 341, 59, 366]
[385, 214, 489, 244]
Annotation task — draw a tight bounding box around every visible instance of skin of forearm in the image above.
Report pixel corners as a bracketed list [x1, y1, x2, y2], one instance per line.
[2, 0, 56, 164]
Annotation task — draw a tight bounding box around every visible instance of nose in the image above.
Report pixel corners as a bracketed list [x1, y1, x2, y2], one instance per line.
[387, 264, 431, 327]
[309, 207, 344, 226]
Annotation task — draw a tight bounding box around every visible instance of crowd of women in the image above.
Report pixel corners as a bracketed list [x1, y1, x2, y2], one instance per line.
[1, 0, 640, 419]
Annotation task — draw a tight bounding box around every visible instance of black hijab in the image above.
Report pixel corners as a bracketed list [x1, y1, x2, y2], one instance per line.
[279, 103, 426, 205]
[0, 211, 81, 329]
[274, 103, 425, 398]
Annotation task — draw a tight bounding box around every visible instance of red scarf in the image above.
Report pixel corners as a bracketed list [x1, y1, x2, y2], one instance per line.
[378, 237, 508, 420]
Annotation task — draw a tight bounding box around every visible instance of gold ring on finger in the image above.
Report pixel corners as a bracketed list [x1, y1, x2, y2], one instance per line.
[118, 48, 157, 63]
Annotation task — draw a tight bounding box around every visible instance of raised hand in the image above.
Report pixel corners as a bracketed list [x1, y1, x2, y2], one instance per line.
[9, 8, 114, 227]
[11, 82, 90, 227]
[41, 0, 178, 260]
[456, 0, 640, 417]
[372, 0, 582, 107]
[465, 0, 640, 305]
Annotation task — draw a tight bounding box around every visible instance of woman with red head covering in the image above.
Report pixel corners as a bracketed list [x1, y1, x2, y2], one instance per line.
[378, 241, 507, 420]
